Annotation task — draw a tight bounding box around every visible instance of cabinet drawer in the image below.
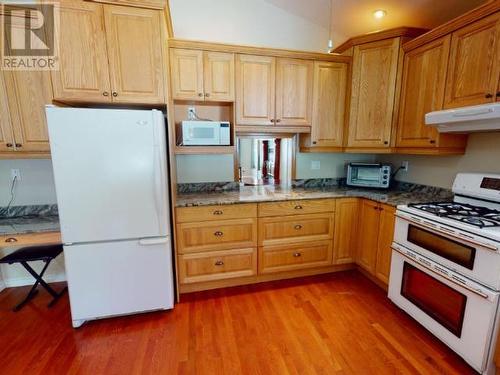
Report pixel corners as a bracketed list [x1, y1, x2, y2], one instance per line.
[258, 213, 334, 246]
[259, 241, 333, 274]
[176, 218, 257, 253]
[176, 204, 257, 223]
[179, 248, 257, 284]
[258, 199, 335, 217]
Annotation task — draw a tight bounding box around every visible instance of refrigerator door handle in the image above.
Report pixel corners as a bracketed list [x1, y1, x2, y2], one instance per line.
[152, 111, 168, 235]
[139, 237, 168, 246]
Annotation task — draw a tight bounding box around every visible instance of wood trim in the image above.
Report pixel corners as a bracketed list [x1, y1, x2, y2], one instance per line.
[0, 152, 51, 159]
[173, 145, 235, 155]
[164, 0, 173, 37]
[169, 38, 351, 62]
[403, 1, 500, 52]
[85, 0, 167, 10]
[0, 232, 61, 249]
[333, 27, 428, 54]
[236, 125, 311, 134]
[179, 263, 355, 293]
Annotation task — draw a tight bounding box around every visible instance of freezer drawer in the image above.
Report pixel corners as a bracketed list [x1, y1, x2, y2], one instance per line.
[64, 237, 174, 326]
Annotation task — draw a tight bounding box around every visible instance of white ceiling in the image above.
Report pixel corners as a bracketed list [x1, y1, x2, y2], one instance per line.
[265, 0, 487, 47]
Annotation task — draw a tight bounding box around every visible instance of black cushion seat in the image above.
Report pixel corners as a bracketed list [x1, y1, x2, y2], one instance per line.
[0, 244, 63, 264]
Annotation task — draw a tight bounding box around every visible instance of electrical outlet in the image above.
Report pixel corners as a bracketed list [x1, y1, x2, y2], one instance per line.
[187, 107, 196, 120]
[401, 161, 409, 172]
[311, 160, 321, 170]
[11, 168, 21, 182]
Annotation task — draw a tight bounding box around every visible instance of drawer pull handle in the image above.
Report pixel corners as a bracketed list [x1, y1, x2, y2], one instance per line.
[213, 210, 223, 215]
[293, 252, 301, 257]
[294, 205, 303, 210]
[294, 224, 302, 230]
[214, 231, 223, 237]
[214, 260, 224, 266]
[5, 237, 18, 243]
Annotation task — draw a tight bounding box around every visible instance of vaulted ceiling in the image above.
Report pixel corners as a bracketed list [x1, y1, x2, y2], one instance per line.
[265, 0, 488, 47]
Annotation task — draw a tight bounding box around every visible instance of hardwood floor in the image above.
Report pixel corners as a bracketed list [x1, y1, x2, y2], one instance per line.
[0, 271, 476, 374]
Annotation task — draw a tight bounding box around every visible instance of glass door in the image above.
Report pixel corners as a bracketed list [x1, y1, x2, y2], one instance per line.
[401, 262, 467, 337]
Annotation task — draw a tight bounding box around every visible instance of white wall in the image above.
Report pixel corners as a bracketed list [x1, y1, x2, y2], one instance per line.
[377, 133, 500, 189]
[0, 159, 57, 206]
[169, 0, 331, 52]
[295, 152, 376, 179]
[176, 154, 235, 183]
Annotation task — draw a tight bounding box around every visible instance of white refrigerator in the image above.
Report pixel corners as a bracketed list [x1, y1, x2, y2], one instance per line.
[46, 107, 174, 328]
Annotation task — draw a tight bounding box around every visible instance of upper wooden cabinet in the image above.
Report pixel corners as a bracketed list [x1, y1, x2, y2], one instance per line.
[88, 0, 167, 9]
[52, 0, 166, 104]
[444, 12, 500, 108]
[0, 73, 15, 153]
[275, 58, 313, 126]
[236, 54, 313, 128]
[396, 36, 450, 148]
[104, 5, 166, 104]
[302, 61, 348, 149]
[169, 48, 235, 101]
[347, 38, 400, 149]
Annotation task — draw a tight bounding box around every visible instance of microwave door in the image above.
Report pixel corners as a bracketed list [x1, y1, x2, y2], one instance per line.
[186, 125, 219, 145]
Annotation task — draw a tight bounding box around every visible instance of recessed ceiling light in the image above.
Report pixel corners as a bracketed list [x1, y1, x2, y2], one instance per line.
[373, 9, 387, 19]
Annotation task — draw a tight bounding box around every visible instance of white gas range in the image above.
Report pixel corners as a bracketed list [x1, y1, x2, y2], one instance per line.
[388, 173, 500, 375]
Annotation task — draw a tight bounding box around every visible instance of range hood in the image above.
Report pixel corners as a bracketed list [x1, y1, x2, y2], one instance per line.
[425, 103, 500, 133]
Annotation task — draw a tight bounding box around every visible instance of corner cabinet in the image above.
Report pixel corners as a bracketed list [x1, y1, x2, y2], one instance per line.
[346, 38, 400, 150]
[52, 0, 166, 105]
[444, 12, 500, 108]
[300, 61, 348, 150]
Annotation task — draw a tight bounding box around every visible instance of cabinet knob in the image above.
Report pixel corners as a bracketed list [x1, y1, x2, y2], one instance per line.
[213, 210, 223, 215]
[15, 143, 22, 148]
[485, 93, 493, 99]
[198, 93, 203, 97]
[294, 224, 302, 230]
[6, 143, 13, 148]
[5, 237, 18, 243]
[276, 119, 281, 123]
[496, 92, 500, 98]
[270, 119, 275, 123]
[205, 93, 210, 97]
[312, 141, 317, 145]
[214, 231, 223, 237]
[112, 92, 118, 97]
[384, 141, 389, 145]
[294, 205, 303, 210]
[102, 91, 109, 97]
[429, 139, 436, 144]
[293, 252, 301, 257]
[214, 260, 224, 266]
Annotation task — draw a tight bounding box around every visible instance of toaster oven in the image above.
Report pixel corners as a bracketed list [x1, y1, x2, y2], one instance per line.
[346, 163, 392, 188]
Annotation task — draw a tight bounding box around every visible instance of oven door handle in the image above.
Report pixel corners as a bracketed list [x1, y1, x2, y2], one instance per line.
[392, 246, 490, 299]
[396, 213, 499, 252]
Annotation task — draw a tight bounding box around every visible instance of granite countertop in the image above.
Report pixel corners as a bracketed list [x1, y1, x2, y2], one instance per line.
[0, 205, 60, 236]
[175, 184, 453, 208]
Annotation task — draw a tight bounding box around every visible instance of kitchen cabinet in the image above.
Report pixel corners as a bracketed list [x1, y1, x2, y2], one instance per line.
[301, 61, 348, 150]
[236, 54, 313, 128]
[374, 205, 396, 285]
[169, 49, 235, 101]
[0, 73, 14, 153]
[347, 38, 400, 150]
[333, 198, 359, 265]
[88, 0, 167, 9]
[52, 0, 166, 104]
[356, 200, 381, 273]
[444, 12, 500, 109]
[356, 199, 396, 285]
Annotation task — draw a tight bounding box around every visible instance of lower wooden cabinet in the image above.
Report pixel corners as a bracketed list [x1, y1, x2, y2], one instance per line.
[179, 248, 257, 284]
[333, 198, 360, 264]
[356, 199, 396, 285]
[259, 241, 333, 274]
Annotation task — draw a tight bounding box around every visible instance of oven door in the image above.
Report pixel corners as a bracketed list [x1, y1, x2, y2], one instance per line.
[394, 213, 500, 290]
[389, 245, 499, 373]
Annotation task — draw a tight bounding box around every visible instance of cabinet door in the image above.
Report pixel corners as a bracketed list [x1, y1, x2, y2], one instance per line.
[396, 36, 450, 148]
[236, 54, 275, 126]
[275, 58, 313, 126]
[170, 48, 204, 100]
[310, 61, 347, 148]
[347, 38, 400, 148]
[444, 13, 500, 108]
[104, 5, 166, 104]
[3, 70, 53, 153]
[356, 200, 380, 273]
[375, 204, 396, 285]
[204, 51, 234, 102]
[333, 198, 359, 264]
[0, 73, 15, 152]
[51, 0, 111, 102]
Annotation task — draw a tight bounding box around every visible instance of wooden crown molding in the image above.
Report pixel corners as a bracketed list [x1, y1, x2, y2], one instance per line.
[332, 27, 429, 54]
[403, 0, 500, 52]
[168, 38, 351, 63]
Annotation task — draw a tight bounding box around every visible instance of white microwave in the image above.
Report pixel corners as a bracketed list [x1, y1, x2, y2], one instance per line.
[181, 121, 230, 146]
[346, 163, 391, 188]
